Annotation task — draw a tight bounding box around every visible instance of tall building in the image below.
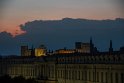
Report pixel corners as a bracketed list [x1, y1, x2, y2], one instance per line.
[21, 46, 29, 56]
[21, 45, 34, 56]
[75, 38, 95, 53]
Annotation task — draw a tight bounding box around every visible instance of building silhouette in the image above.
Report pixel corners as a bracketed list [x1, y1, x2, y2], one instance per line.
[109, 40, 113, 54]
[0, 39, 124, 83]
[21, 46, 29, 56]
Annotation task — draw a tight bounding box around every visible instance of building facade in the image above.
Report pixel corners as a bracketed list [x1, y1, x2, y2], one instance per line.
[0, 40, 124, 83]
[21, 45, 47, 57]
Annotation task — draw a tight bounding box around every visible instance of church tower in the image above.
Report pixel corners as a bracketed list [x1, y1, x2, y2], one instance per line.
[109, 40, 113, 53]
[90, 37, 94, 54]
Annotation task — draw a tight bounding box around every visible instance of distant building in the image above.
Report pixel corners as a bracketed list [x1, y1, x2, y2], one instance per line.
[120, 46, 124, 53]
[21, 45, 46, 57]
[35, 45, 47, 57]
[21, 46, 29, 56]
[75, 42, 91, 53]
[75, 38, 97, 53]
[55, 48, 75, 54]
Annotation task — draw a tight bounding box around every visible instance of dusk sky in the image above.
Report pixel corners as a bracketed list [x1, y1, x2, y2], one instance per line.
[0, 0, 124, 55]
[0, 0, 124, 35]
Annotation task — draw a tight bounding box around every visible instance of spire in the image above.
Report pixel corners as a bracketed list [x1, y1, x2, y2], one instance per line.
[31, 45, 34, 50]
[110, 40, 112, 48]
[90, 37, 94, 54]
[109, 40, 113, 53]
[90, 37, 92, 45]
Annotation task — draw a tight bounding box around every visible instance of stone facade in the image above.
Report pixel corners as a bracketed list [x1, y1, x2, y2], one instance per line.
[0, 51, 124, 83]
[1, 40, 124, 83]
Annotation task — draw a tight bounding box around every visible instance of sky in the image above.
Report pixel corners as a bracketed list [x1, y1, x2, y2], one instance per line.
[0, 0, 124, 55]
[0, 18, 124, 55]
[0, 0, 124, 36]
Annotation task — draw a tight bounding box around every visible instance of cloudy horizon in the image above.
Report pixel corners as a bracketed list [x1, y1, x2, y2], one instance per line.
[0, 0, 124, 55]
[0, 18, 124, 55]
[0, 0, 124, 36]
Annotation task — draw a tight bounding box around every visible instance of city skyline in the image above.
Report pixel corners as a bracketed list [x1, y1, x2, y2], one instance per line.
[0, 0, 124, 55]
[0, 18, 124, 55]
[0, 37, 124, 83]
[0, 1, 124, 82]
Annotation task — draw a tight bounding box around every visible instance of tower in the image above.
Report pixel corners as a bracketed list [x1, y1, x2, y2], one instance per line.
[21, 46, 29, 56]
[90, 37, 94, 54]
[75, 42, 82, 49]
[109, 40, 113, 53]
[31, 45, 35, 56]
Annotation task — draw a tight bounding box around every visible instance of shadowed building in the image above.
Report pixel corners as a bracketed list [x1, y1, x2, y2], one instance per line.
[0, 39, 124, 83]
[75, 38, 96, 53]
[21, 46, 30, 56]
[75, 42, 92, 53]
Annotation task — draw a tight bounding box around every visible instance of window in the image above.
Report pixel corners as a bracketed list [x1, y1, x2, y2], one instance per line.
[60, 70, 62, 78]
[75, 71, 77, 80]
[85, 71, 87, 81]
[89, 71, 91, 81]
[101, 72, 103, 82]
[72, 70, 74, 79]
[63, 70, 64, 78]
[97, 72, 99, 82]
[115, 73, 118, 83]
[105, 72, 108, 83]
[57, 70, 58, 78]
[69, 70, 71, 79]
[66, 70, 68, 79]
[93, 72, 95, 82]
[111, 73, 113, 83]
[78, 71, 80, 80]
[121, 73, 124, 83]
[82, 71, 84, 80]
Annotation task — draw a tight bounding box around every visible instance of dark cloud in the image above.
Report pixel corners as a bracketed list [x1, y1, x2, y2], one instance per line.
[0, 32, 19, 55]
[0, 18, 124, 55]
